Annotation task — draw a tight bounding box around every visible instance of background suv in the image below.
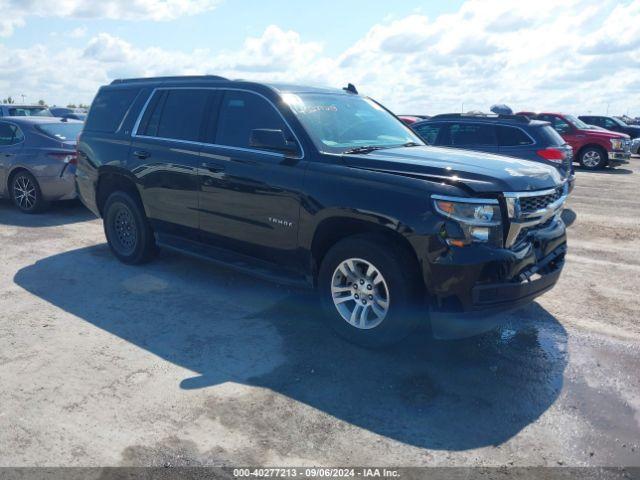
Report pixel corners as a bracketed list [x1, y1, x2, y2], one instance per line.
[411, 113, 574, 189]
[77, 76, 567, 347]
[578, 115, 640, 139]
[530, 113, 631, 170]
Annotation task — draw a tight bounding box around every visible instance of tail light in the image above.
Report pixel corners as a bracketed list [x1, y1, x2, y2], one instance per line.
[47, 152, 78, 165]
[536, 148, 566, 163]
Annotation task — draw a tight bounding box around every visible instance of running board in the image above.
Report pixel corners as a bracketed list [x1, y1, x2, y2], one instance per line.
[156, 233, 312, 289]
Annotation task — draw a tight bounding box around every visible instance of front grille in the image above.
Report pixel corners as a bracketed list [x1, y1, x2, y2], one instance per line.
[513, 217, 555, 246]
[519, 188, 563, 214]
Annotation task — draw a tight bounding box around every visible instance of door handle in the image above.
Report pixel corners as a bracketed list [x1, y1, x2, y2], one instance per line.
[3, 153, 15, 157]
[133, 150, 150, 159]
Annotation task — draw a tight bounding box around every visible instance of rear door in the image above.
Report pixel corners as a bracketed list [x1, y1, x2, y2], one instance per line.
[130, 88, 212, 239]
[0, 121, 25, 196]
[438, 122, 499, 154]
[197, 89, 306, 269]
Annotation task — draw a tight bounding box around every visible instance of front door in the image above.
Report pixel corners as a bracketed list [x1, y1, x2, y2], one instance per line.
[197, 89, 306, 270]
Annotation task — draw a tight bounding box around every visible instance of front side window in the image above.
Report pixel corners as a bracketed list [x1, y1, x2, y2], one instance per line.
[563, 115, 589, 130]
[0, 122, 23, 145]
[604, 117, 620, 129]
[283, 93, 422, 154]
[496, 125, 533, 146]
[443, 123, 496, 146]
[215, 91, 291, 150]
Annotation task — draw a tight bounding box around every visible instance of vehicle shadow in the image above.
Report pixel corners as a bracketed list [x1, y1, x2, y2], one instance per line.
[0, 199, 95, 227]
[14, 245, 568, 451]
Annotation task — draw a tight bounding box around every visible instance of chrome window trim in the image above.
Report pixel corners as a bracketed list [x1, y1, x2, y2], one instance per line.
[131, 86, 305, 160]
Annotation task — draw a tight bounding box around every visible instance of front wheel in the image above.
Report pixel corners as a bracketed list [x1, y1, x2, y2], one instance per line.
[318, 235, 421, 348]
[579, 147, 606, 170]
[103, 191, 157, 265]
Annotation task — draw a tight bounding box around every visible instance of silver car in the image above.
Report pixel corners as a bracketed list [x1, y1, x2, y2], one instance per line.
[0, 117, 83, 213]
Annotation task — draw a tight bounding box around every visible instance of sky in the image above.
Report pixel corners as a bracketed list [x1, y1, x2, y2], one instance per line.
[0, 0, 639, 116]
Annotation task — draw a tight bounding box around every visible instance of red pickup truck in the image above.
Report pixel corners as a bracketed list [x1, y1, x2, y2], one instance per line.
[517, 112, 631, 170]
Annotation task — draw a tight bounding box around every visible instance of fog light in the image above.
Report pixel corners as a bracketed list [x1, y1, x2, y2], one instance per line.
[470, 227, 489, 242]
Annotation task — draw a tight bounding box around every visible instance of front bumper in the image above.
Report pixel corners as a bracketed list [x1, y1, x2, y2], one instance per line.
[425, 217, 566, 339]
[608, 150, 631, 165]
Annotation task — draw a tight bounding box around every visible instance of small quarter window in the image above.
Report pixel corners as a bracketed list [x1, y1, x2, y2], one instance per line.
[496, 126, 533, 146]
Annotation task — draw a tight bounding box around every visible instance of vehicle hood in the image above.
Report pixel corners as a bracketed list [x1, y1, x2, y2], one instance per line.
[341, 146, 563, 194]
[579, 128, 630, 140]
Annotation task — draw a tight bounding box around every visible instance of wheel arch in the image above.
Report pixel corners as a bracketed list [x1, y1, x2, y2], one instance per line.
[95, 166, 143, 217]
[310, 215, 422, 287]
[577, 143, 608, 160]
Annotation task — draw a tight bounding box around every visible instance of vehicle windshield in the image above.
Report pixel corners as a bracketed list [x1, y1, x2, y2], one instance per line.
[36, 122, 83, 141]
[8, 107, 52, 117]
[282, 93, 424, 154]
[564, 115, 590, 130]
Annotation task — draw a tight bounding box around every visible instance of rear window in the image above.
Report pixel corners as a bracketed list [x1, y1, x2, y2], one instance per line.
[8, 107, 51, 117]
[37, 122, 84, 141]
[443, 123, 496, 146]
[496, 126, 533, 146]
[413, 123, 443, 144]
[139, 89, 210, 142]
[85, 88, 139, 133]
[537, 125, 566, 146]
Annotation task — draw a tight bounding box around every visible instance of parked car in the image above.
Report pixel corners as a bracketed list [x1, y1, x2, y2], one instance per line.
[411, 113, 575, 191]
[631, 137, 640, 155]
[77, 76, 568, 346]
[616, 115, 638, 126]
[526, 113, 631, 170]
[49, 107, 87, 121]
[0, 117, 82, 212]
[0, 105, 52, 117]
[578, 115, 640, 139]
[398, 115, 423, 125]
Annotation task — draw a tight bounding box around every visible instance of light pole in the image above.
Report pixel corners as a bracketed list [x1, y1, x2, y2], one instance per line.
[20, 94, 26, 103]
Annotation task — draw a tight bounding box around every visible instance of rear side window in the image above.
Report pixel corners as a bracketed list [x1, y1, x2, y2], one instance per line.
[0, 122, 23, 145]
[442, 123, 496, 146]
[538, 125, 565, 146]
[36, 123, 83, 141]
[8, 107, 50, 116]
[139, 89, 210, 142]
[215, 91, 289, 149]
[85, 88, 139, 133]
[496, 126, 533, 146]
[413, 123, 443, 144]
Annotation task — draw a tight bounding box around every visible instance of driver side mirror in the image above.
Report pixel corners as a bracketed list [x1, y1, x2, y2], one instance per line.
[250, 129, 298, 154]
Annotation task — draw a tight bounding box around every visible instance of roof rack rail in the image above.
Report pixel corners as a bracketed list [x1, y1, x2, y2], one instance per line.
[429, 112, 531, 123]
[110, 75, 229, 85]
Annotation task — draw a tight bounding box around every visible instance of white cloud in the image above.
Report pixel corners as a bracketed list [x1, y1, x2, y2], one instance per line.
[1, 0, 639, 115]
[0, 0, 220, 36]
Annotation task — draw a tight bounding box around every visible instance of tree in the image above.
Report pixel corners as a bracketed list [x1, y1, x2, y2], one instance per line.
[38, 99, 46, 106]
[67, 103, 77, 108]
[2, 96, 15, 104]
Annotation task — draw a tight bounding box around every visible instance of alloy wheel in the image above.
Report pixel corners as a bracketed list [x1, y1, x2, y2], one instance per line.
[330, 258, 390, 330]
[13, 175, 37, 211]
[582, 150, 602, 168]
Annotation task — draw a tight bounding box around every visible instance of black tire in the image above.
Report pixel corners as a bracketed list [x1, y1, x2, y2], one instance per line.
[318, 234, 422, 348]
[579, 146, 607, 170]
[103, 191, 157, 265]
[10, 170, 47, 213]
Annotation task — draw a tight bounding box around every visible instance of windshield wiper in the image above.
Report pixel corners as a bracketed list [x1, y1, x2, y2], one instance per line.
[342, 145, 387, 154]
[401, 142, 421, 147]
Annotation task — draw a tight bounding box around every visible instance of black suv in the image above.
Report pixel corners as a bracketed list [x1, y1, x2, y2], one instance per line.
[578, 115, 640, 139]
[412, 113, 575, 191]
[77, 76, 568, 347]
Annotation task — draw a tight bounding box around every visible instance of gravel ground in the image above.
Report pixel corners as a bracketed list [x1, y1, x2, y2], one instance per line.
[0, 159, 639, 468]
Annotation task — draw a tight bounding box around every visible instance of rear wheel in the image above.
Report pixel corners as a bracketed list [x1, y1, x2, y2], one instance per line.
[10, 171, 47, 213]
[103, 191, 157, 264]
[579, 147, 606, 170]
[318, 235, 421, 348]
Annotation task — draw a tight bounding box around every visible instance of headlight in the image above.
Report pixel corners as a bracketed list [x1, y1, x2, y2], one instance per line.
[610, 138, 623, 150]
[432, 195, 503, 247]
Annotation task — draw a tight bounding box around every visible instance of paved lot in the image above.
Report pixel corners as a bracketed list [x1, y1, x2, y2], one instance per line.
[1, 160, 639, 467]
